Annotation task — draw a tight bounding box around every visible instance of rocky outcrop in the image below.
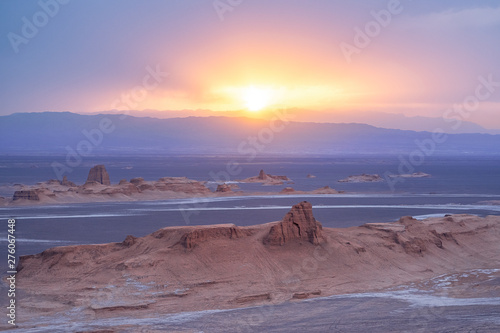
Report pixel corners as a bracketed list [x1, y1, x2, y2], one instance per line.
[129, 177, 144, 185]
[388, 172, 431, 178]
[60, 176, 76, 187]
[7, 173, 212, 205]
[179, 225, 251, 249]
[278, 186, 342, 195]
[264, 201, 323, 246]
[280, 187, 295, 193]
[122, 235, 138, 247]
[240, 170, 291, 185]
[86, 165, 111, 185]
[306, 174, 316, 178]
[138, 183, 155, 191]
[216, 184, 232, 193]
[338, 174, 383, 183]
[154, 177, 211, 194]
[233, 293, 271, 304]
[292, 290, 321, 299]
[13, 190, 40, 201]
[263, 170, 290, 181]
[311, 186, 340, 194]
[99, 183, 140, 196]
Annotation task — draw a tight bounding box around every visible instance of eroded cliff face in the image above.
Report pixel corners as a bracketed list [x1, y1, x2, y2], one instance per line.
[177, 225, 252, 249]
[264, 201, 323, 245]
[12, 190, 40, 201]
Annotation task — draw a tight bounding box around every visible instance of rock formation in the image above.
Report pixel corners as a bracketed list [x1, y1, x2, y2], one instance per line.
[4, 173, 214, 205]
[338, 174, 383, 183]
[129, 177, 144, 185]
[240, 170, 291, 185]
[387, 172, 431, 178]
[311, 186, 340, 194]
[100, 182, 140, 196]
[86, 165, 111, 185]
[263, 201, 323, 245]
[60, 175, 76, 187]
[122, 235, 138, 247]
[216, 184, 232, 193]
[14, 207, 500, 328]
[280, 187, 295, 193]
[177, 224, 251, 249]
[279, 186, 341, 195]
[307, 174, 316, 178]
[154, 177, 211, 194]
[13, 190, 40, 201]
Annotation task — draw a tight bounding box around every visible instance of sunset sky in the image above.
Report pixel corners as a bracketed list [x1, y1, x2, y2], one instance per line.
[1, 0, 500, 128]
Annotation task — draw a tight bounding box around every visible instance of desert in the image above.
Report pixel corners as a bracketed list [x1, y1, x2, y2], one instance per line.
[11, 201, 500, 331]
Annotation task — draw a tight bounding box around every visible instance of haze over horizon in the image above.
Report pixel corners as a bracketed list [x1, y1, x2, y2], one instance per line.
[1, 0, 500, 128]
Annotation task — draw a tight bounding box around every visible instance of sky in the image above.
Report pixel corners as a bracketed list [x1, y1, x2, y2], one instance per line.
[1, 0, 500, 128]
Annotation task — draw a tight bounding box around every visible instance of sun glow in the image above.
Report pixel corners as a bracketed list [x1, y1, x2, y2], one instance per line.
[211, 84, 345, 113]
[242, 86, 273, 112]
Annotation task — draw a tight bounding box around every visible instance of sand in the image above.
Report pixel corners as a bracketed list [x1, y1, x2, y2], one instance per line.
[9, 203, 500, 331]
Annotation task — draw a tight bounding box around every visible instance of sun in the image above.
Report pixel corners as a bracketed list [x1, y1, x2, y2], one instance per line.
[242, 86, 272, 112]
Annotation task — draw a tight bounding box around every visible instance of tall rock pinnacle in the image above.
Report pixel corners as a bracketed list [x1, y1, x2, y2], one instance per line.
[264, 201, 323, 245]
[86, 165, 111, 185]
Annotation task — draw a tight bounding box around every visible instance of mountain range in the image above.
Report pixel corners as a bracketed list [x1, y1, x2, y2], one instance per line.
[88, 109, 500, 135]
[1, 112, 499, 155]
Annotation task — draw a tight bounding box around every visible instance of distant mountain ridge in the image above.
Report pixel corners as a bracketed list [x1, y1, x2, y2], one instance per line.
[0, 112, 499, 155]
[87, 109, 500, 135]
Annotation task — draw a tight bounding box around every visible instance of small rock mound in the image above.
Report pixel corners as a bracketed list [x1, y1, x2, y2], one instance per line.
[122, 235, 138, 247]
[86, 165, 111, 185]
[129, 177, 145, 185]
[264, 201, 323, 246]
[280, 187, 295, 193]
[312, 186, 339, 194]
[216, 184, 232, 193]
[338, 174, 383, 183]
[242, 170, 290, 183]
